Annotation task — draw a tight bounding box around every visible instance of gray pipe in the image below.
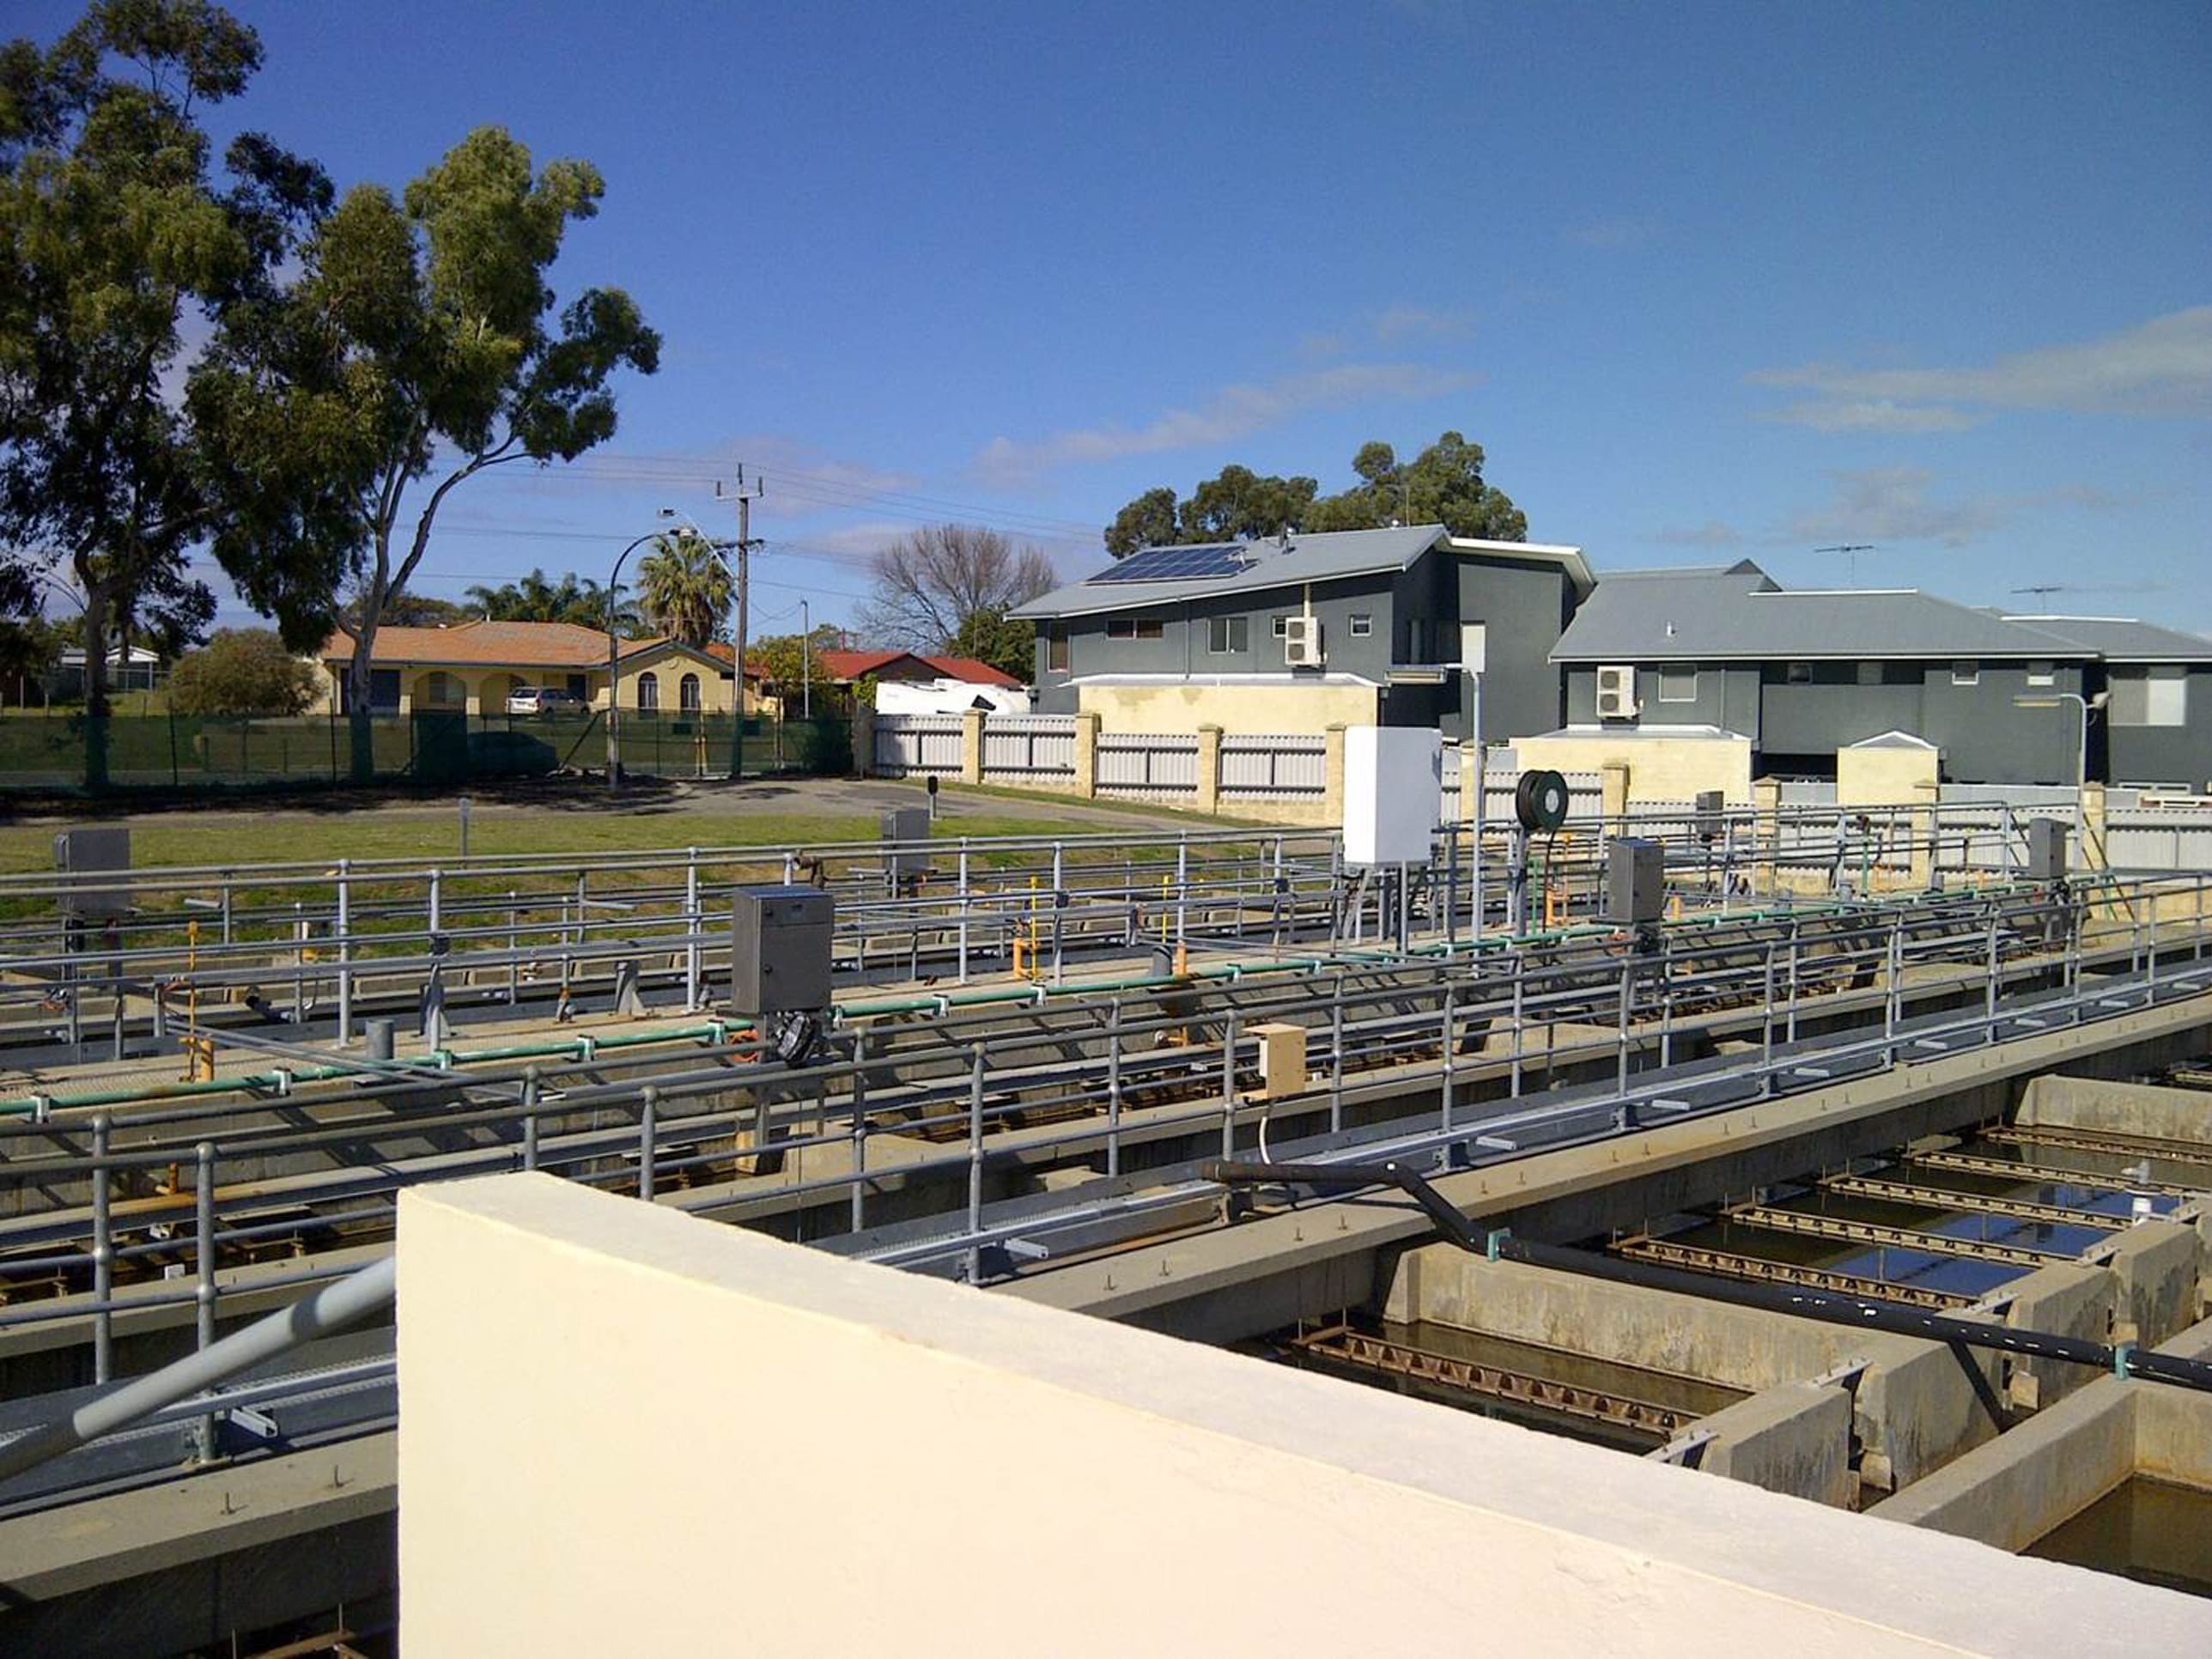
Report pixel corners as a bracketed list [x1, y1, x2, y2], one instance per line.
[0, 1255, 396, 1488]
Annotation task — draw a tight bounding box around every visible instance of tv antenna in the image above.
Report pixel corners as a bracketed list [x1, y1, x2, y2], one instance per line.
[1814, 544, 1874, 586]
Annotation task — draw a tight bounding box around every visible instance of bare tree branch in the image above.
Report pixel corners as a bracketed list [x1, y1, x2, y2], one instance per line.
[858, 524, 1056, 652]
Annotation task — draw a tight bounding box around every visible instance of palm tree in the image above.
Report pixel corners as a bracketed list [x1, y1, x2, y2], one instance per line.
[465, 568, 640, 631]
[636, 531, 732, 648]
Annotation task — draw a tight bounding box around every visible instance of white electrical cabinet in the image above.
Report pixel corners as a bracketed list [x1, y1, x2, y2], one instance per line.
[1342, 726, 1439, 866]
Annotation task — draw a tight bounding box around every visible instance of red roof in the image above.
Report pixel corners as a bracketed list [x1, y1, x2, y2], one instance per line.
[814, 648, 1024, 689]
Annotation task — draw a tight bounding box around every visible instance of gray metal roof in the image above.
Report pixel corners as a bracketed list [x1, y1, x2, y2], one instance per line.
[1550, 563, 2104, 663]
[1997, 616, 2212, 663]
[1012, 525, 1443, 619]
[1012, 525, 1589, 620]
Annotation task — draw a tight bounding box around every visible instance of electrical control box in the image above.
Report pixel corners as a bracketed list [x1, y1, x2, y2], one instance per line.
[2024, 817, 2068, 884]
[1342, 726, 1440, 866]
[731, 884, 834, 1017]
[52, 827, 131, 919]
[1604, 838, 1667, 925]
[1695, 790, 1726, 843]
[881, 807, 930, 882]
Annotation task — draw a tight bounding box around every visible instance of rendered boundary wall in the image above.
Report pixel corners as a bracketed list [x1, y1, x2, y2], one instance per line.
[398, 1175, 2211, 1656]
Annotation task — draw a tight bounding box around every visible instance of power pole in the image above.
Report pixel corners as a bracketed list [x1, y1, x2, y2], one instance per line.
[801, 599, 811, 720]
[717, 471, 764, 780]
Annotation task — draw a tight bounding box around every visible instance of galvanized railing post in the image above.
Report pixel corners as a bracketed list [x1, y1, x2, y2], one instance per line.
[1440, 983, 1457, 1139]
[850, 1030, 870, 1233]
[1176, 834, 1189, 952]
[1329, 974, 1346, 1133]
[521, 1067, 540, 1171]
[965, 1044, 986, 1285]
[335, 859, 353, 1043]
[638, 1086, 658, 1200]
[957, 840, 971, 985]
[1760, 945, 1777, 1084]
[1510, 953, 1527, 1097]
[685, 848, 702, 1011]
[193, 1139, 216, 1462]
[1105, 1000, 1123, 1178]
[1051, 841, 1065, 985]
[90, 1113, 112, 1385]
[1220, 1012, 1240, 1160]
[428, 867, 441, 938]
[1616, 954, 1632, 1096]
[507, 890, 520, 1005]
[1785, 920, 1802, 1045]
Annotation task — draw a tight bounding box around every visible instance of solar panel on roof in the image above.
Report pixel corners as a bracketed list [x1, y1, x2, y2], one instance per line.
[1085, 543, 1249, 585]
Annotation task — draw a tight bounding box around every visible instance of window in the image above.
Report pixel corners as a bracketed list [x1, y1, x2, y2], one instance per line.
[679, 672, 702, 712]
[1272, 615, 1291, 639]
[1206, 616, 1248, 654]
[2112, 667, 2188, 728]
[2027, 660, 2056, 688]
[1658, 666, 1698, 703]
[1951, 660, 1979, 686]
[1348, 614, 1373, 638]
[1047, 632, 1069, 672]
[1786, 662, 1813, 684]
[1397, 618, 1431, 663]
[1104, 618, 1161, 641]
[636, 672, 659, 711]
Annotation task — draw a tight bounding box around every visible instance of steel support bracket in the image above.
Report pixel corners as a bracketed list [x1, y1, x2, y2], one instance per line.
[1485, 1227, 1512, 1262]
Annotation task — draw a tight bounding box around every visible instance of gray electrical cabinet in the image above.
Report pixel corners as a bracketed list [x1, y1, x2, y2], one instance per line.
[53, 827, 131, 918]
[1695, 790, 1725, 843]
[731, 884, 834, 1017]
[1603, 838, 1666, 925]
[881, 807, 930, 883]
[2024, 817, 2068, 883]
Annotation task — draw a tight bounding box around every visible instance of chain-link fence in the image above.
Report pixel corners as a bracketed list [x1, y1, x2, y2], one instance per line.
[0, 709, 852, 793]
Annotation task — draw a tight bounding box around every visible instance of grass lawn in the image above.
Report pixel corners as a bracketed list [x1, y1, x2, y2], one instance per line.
[0, 807, 1148, 877]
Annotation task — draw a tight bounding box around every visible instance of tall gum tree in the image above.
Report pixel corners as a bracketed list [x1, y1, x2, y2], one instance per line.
[191, 125, 659, 780]
[0, 1, 327, 788]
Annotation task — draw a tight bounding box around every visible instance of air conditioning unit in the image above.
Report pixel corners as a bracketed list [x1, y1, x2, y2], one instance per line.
[1595, 664, 1639, 720]
[1284, 614, 1323, 668]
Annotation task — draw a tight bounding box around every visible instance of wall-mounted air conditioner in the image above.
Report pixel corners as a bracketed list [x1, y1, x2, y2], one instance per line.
[1284, 614, 1323, 668]
[1595, 664, 1639, 720]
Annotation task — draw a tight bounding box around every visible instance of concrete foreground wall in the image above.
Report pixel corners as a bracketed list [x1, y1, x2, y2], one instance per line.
[397, 1176, 2209, 1656]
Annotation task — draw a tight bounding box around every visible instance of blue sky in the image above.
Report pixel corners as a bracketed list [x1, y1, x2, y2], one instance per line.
[21, 0, 2212, 635]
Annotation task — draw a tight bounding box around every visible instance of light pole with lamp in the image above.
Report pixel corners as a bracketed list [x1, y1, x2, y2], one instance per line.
[657, 510, 746, 779]
[604, 521, 683, 793]
[2012, 689, 2111, 794]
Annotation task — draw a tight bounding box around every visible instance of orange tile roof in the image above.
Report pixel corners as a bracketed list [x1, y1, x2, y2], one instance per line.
[322, 620, 762, 673]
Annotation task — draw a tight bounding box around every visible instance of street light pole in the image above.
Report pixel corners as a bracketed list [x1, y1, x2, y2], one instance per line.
[2014, 689, 2110, 794]
[605, 527, 667, 793]
[801, 599, 811, 720]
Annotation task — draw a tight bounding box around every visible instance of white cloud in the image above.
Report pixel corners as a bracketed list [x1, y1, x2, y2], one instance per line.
[1751, 306, 2212, 431]
[972, 362, 1475, 483]
[1762, 398, 1981, 434]
[1783, 466, 2008, 548]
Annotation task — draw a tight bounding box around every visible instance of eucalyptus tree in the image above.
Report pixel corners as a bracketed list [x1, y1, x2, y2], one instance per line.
[0, 1, 327, 786]
[191, 125, 659, 779]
